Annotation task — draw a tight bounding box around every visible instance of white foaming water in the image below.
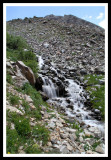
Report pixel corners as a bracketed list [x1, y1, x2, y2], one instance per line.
[38, 56, 44, 69]
[41, 76, 57, 99]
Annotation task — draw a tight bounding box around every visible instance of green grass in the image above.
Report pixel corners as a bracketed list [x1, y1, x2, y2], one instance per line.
[6, 126, 21, 153]
[32, 124, 50, 145]
[9, 94, 20, 105]
[6, 110, 49, 154]
[24, 144, 42, 154]
[6, 72, 13, 84]
[92, 141, 101, 151]
[14, 117, 31, 136]
[6, 32, 28, 50]
[6, 32, 39, 77]
[84, 74, 104, 86]
[6, 33, 51, 154]
[83, 74, 105, 120]
[88, 85, 105, 120]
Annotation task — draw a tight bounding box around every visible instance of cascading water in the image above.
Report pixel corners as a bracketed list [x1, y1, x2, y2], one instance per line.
[38, 55, 44, 69]
[42, 76, 57, 99]
[38, 56, 57, 99]
[37, 55, 105, 135]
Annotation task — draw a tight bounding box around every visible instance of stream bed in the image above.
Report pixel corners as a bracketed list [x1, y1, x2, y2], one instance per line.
[37, 55, 105, 137]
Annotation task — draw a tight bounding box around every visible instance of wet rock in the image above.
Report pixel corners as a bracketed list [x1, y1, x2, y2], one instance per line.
[94, 109, 101, 114]
[67, 105, 73, 110]
[80, 69, 87, 75]
[39, 91, 49, 101]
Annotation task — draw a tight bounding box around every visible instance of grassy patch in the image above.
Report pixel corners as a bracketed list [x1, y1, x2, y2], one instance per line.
[25, 144, 42, 154]
[84, 74, 104, 86]
[14, 117, 31, 136]
[6, 72, 13, 84]
[84, 74, 105, 120]
[6, 126, 21, 153]
[9, 95, 20, 105]
[6, 32, 39, 77]
[32, 124, 50, 146]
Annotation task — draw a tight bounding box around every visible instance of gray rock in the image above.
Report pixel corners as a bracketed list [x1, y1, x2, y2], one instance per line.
[80, 69, 87, 75]
[16, 61, 35, 85]
[7, 105, 24, 115]
[95, 144, 105, 154]
[43, 42, 49, 48]
[60, 145, 69, 154]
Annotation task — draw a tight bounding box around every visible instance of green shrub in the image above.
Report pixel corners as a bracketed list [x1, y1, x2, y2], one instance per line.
[25, 144, 42, 154]
[6, 73, 13, 84]
[84, 74, 105, 120]
[6, 126, 20, 153]
[9, 95, 20, 105]
[32, 124, 50, 145]
[22, 100, 30, 114]
[14, 117, 31, 136]
[7, 32, 27, 50]
[6, 32, 39, 77]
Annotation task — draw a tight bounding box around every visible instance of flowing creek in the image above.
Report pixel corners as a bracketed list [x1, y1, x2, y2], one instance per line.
[37, 55, 105, 137]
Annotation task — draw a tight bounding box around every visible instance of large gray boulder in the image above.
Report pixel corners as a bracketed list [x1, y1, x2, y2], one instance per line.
[16, 61, 36, 85]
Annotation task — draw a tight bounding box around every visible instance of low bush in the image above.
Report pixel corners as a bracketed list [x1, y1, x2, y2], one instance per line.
[6, 126, 20, 153]
[32, 124, 50, 145]
[9, 95, 20, 105]
[6, 73, 13, 84]
[14, 117, 31, 136]
[6, 32, 39, 77]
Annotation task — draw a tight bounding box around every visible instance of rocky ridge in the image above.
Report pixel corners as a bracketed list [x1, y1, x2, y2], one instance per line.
[7, 14, 105, 76]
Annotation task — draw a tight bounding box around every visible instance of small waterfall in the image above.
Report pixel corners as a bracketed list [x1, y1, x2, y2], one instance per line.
[41, 76, 57, 99]
[37, 54, 104, 135]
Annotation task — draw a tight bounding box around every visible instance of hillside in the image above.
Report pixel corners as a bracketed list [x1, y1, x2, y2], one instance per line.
[6, 15, 105, 155]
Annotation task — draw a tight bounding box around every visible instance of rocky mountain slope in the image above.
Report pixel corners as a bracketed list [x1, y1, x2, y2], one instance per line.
[7, 14, 105, 75]
[6, 14, 105, 155]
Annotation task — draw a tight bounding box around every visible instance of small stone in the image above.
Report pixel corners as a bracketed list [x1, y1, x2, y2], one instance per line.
[86, 150, 93, 154]
[60, 133, 68, 139]
[69, 133, 77, 141]
[48, 122, 55, 129]
[18, 150, 26, 154]
[60, 145, 69, 154]
[85, 131, 94, 137]
[67, 143, 73, 151]
[95, 144, 105, 154]
[47, 142, 52, 147]
[40, 111, 45, 115]
[10, 123, 15, 130]
[24, 95, 33, 103]
[79, 136, 83, 142]
[30, 105, 36, 110]
[19, 146, 24, 150]
[56, 122, 63, 127]
[66, 128, 77, 133]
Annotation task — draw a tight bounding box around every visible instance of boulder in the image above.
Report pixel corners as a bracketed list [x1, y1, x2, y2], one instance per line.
[7, 105, 24, 115]
[16, 61, 35, 85]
